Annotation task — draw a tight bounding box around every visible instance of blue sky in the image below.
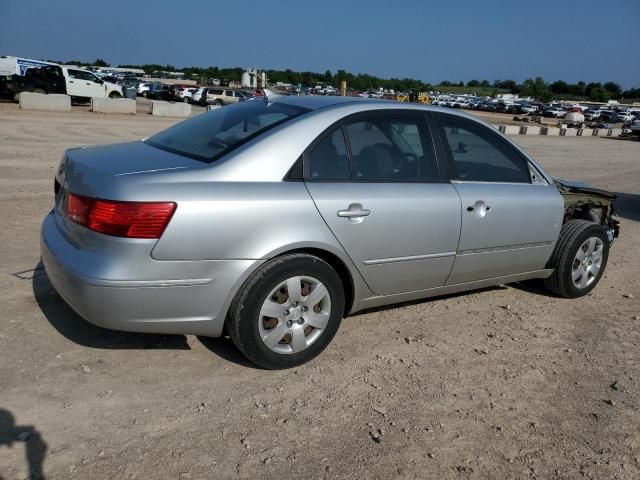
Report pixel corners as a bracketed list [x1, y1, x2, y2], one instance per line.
[1, 0, 639, 87]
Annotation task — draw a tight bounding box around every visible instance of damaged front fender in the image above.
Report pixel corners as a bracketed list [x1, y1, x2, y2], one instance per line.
[554, 178, 620, 243]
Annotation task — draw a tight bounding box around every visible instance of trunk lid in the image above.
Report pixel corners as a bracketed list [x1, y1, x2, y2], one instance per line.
[54, 141, 203, 246]
[59, 141, 202, 197]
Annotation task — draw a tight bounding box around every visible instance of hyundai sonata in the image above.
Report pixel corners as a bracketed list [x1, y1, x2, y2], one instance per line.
[41, 95, 619, 368]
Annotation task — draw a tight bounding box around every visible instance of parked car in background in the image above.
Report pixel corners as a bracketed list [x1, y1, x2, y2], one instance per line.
[145, 82, 171, 100]
[169, 84, 192, 101]
[519, 104, 540, 115]
[480, 101, 498, 112]
[616, 110, 635, 123]
[200, 88, 245, 106]
[137, 83, 151, 96]
[178, 87, 198, 103]
[584, 109, 601, 121]
[598, 110, 618, 123]
[42, 96, 619, 369]
[190, 87, 206, 104]
[544, 107, 566, 118]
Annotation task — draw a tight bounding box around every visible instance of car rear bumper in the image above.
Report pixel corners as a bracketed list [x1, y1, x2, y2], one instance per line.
[40, 210, 260, 337]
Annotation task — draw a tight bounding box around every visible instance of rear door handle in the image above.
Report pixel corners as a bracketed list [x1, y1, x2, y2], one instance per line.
[337, 203, 371, 219]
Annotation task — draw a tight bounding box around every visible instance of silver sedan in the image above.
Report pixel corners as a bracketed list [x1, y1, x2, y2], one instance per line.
[41, 95, 619, 368]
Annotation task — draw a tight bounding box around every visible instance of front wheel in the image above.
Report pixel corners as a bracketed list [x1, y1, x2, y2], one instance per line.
[227, 254, 345, 369]
[544, 220, 609, 298]
[109, 92, 121, 99]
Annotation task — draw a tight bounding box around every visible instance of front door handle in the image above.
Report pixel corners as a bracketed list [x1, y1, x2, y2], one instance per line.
[337, 203, 371, 223]
[467, 200, 491, 218]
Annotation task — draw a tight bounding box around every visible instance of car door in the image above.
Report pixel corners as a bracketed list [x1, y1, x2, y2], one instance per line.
[65, 68, 89, 97]
[67, 69, 104, 97]
[431, 112, 564, 285]
[304, 111, 462, 295]
[82, 70, 105, 97]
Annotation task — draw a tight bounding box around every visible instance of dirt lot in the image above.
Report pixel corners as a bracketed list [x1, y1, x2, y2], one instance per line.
[0, 102, 639, 480]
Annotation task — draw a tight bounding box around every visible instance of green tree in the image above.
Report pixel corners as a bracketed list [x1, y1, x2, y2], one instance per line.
[466, 79, 480, 87]
[621, 87, 640, 98]
[93, 58, 109, 67]
[603, 82, 621, 98]
[480, 80, 490, 87]
[586, 83, 610, 102]
[494, 80, 517, 91]
[520, 77, 552, 101]
[550, 80, 568, 94]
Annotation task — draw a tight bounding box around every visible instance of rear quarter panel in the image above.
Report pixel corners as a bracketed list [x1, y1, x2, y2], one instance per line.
[99, 173, 374, 312]
[99, 172, 356, 265]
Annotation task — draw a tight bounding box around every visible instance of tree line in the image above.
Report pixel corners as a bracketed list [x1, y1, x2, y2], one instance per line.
[47, 58, 640, 100]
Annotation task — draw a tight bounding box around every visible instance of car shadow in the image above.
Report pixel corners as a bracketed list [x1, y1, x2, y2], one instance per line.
[196, 336, 261, 369]
[32, 261, 190, 350]
[508, 279, 559, 297]
[614, 192, 640, 222]
[0, 409, 47, 480]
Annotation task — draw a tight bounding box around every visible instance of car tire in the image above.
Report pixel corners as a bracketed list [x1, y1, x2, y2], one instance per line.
[33, 88, 47, 95]
[214, 99, 223, 106]
[109, 92, 121, 99]
[544, 220, 609, 298]
[227, 253, 345, 369]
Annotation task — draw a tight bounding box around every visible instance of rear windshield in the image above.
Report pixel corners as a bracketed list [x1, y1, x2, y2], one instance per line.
[145, 100, 309, 162]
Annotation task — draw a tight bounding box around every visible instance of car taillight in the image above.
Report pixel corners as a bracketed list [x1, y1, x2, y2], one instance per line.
[66, 193, 176, 239]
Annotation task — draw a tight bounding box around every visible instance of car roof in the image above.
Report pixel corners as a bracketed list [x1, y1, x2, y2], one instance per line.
[272, 94, 504, 124]
[274, 95, 392, 111]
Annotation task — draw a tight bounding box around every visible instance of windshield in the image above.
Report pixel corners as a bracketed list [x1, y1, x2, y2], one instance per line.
[145, 100, 309, 162]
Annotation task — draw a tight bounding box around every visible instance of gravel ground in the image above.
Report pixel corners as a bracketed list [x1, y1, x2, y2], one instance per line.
[0, 102, 638, 480]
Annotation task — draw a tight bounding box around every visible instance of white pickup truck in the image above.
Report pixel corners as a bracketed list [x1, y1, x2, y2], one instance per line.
[61, 65, 123, 99]
[0, 56, 123, 100]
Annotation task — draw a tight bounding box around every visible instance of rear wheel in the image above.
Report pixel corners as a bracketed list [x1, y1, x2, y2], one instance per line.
[33, 88, 46, 94]
[227, 254, 345, 369]
[544, 220, 609, 298]
[109, 91, 121, 99]
[213, 99, 223, 106]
